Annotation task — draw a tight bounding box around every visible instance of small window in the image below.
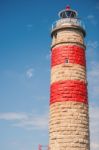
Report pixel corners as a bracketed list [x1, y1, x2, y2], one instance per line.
[65, 58, 69, 63]
[54, 32, 57, 39]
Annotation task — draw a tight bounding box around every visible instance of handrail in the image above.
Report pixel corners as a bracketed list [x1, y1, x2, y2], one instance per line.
[52, 18, 85, 30]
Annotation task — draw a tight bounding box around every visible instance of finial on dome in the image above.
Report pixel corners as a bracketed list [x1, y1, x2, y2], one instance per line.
[66, 5, 70, 10]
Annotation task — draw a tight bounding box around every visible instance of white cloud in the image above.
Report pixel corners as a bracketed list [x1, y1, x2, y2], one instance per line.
[86, 41, 99, 59]
[88, 61, 99, 73]
[88, 61, 99, 99]
[33, 95, 48, 101]
[90, 105, 99, 131]
[87, 15, 97, 25]
[87, 15, 94, 19]
[87, 41, 99, 49]
[88, 61, 99, 149]
[0, 112, 48, 130]
[92, 143, 99, 150]
[26, 68, 34, 79]
[46, 52, 51, 60]
[90, 105, 99, 150]
[96, 3, 99, 10]
[26, 24, 33, 30]
[26, 24, 33, 28]
[91, 143, 99, 150]
[0, 112, 27, 120]
[26, 24, 33, 31]
[96, 6, 99, 10]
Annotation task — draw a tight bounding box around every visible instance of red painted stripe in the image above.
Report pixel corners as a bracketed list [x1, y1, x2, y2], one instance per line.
[51, 45, 86, 67]
[50, 80, 88, 104]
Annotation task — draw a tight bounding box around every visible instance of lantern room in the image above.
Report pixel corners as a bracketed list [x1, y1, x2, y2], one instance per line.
[59, 5, 78, 19]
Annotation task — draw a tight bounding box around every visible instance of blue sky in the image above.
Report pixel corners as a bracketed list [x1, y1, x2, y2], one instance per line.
[0, 0, 99, 150]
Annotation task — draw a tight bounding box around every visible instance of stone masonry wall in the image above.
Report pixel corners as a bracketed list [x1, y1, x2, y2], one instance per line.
[49, 101, 89, 150]
[51, 64, 86, 84]
[50, 25, 90, 150]
[51, 45, 86, 67]
[52, 29, 84, 47]
[50, 80, 88, 104]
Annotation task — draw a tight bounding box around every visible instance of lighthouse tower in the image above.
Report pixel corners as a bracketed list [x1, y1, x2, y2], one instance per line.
[49, 6, 90, 150]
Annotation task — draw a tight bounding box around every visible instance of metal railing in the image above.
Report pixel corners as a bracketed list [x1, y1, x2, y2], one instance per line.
[52, 18, 85, 30]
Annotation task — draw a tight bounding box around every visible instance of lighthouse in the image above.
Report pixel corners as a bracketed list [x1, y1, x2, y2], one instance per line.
[49, 6, 90, 150]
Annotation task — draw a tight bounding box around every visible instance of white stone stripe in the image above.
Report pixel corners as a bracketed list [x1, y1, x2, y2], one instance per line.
[51, 63, 87, 84]
[51, 29, 84, 48]
[49, 101, 90, 150]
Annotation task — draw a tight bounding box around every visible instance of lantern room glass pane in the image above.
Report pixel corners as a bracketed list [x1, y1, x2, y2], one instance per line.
[66, 11, 72, 17]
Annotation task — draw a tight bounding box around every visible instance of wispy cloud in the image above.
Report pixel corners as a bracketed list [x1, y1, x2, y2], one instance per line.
[26, 24, 33, 28]
[96, 3, 99, 10]
[87, 15, 97, 25]
[0, 112, 27, 120]
[90, 104, 99, 150]
[91, 143, 99, 150]
[87, 59, 99, 149]
[87, 41, 99, 49]
[32, 95, 48, 101]
[90, 105, 99, 132]
[86, 40, 99, 59]
[87, 15, 94, 20]
[45, 52, 51, 60]
[88, 61, 99, 98]
[26, 68, 34, 79]
[87, 61, 99, 148]
[0, 112, 48, 130]
[26, 24, 33, 31]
